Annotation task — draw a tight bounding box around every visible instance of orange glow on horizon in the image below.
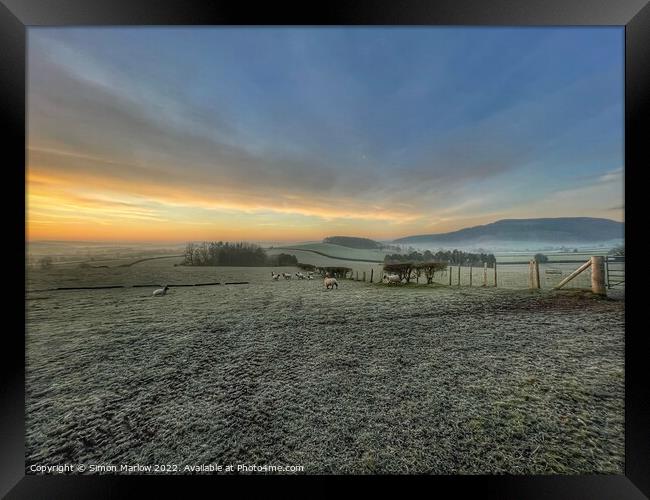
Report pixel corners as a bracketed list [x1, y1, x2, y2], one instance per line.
[26, 152, 624, 244]
[26, 167, 446, 243]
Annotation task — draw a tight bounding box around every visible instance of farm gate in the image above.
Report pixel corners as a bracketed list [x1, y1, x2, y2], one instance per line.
[605, 255, 625, 289]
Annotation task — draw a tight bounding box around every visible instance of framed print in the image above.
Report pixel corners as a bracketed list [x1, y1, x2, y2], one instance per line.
[2, 0, 648, 497]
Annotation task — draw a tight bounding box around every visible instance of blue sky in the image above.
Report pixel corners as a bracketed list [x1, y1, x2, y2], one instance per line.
[27, 27, 624, 242]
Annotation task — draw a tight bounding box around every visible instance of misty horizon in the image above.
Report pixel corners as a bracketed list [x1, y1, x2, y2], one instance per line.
[26, 216, 623, 253]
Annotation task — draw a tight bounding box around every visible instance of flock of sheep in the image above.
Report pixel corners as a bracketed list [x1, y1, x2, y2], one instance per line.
[271, 271, 339, 289]
[269, 271, 402, 287]
[271, 271, 314, 280]
[151, 269, 372, 296]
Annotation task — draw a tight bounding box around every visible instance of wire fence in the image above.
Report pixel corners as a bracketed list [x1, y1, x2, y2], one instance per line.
[342, 259, 608, 290]
[27, 257, 618, 293]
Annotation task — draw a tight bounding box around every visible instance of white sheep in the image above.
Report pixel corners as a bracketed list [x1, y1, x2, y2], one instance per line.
[153, 285, 169, 296]
[324, 276, 338, 289]
[383, 274, 402, 285]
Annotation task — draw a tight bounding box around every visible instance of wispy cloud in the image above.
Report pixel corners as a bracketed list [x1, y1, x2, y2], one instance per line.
[597, 167, 623, 184]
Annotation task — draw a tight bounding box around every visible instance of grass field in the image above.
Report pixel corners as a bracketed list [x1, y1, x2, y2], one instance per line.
[26, 258, 624, 474]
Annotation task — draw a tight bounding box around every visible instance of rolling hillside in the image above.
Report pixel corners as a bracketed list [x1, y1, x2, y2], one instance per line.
[394, 218, 623, 246]
[322, 236, 383, 249]
[267, 242, 387, 262]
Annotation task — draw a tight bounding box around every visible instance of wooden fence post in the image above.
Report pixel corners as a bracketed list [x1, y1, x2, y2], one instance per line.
[494, 262, 498, 287]
[363, 271, 366, 282]
[457, 265, 461, 286]
[370, 268, 374, 283]
[534, 259, 540, 289]
[449, 267, 452, 286]
[469, 265, 473, 286]
[591, 256, 606, 295]
[483, 262, 488, 287]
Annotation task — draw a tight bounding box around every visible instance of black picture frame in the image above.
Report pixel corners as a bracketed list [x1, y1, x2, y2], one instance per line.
[2, 0, 648, 497]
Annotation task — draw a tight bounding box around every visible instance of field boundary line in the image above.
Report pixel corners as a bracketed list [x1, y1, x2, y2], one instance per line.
[273, 247, 384, 263]
[24, 282, 252, 293]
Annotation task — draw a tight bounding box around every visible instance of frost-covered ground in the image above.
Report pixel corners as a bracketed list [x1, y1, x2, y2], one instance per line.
[26, 262, 624, 474]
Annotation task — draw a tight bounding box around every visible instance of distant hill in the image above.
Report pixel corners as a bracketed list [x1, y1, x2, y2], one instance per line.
[394, 218, 624, 246]
[323, 236, 383, 249]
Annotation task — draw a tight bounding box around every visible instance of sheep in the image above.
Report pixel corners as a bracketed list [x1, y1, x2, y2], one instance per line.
[383, 274, 402, 285]
[271, 272, 281, 280]
[153, 285, 169, 296]
[282, 272, 292, 280]
[295, 272, 306, 279]
[324, 274, 338, 289]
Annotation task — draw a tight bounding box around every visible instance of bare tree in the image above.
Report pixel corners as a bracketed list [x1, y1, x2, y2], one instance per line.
[184, 242, 195, 265]
[197, 242, 210, 265]
[416, 262, 448, 284]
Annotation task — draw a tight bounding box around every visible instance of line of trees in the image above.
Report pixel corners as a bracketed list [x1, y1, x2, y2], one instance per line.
[384, 249, 496, 267]
[297, 263, 316, 271]
[316, 266, 353, 279]
[384, 262, 448, 284]
[183, 241, 297, 267]
[271, 253, 299, 266]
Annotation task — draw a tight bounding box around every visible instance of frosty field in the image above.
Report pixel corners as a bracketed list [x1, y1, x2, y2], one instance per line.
[26, 259, 624, 474]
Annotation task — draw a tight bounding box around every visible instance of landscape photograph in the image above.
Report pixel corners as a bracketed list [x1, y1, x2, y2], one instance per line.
[26, 27, 624, 474]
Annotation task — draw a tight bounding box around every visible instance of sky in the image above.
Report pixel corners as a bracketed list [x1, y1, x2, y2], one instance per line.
[27, 27, 624, 243]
